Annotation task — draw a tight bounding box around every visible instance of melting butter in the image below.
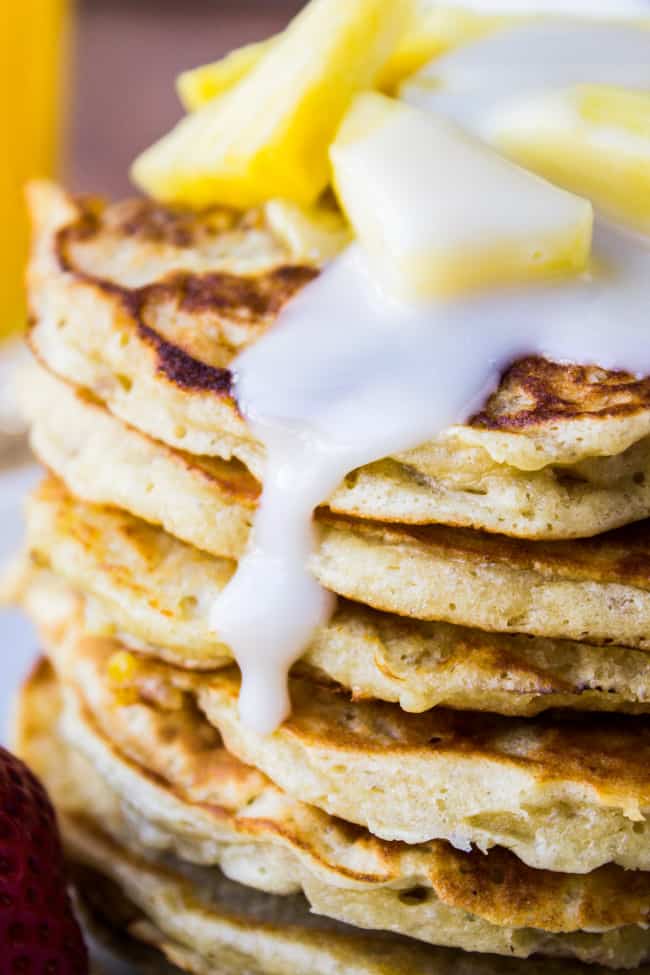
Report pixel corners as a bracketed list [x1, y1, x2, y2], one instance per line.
[211, 222, 650, 735]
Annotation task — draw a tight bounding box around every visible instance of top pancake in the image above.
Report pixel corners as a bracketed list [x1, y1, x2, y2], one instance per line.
[26, 181, 650, 540]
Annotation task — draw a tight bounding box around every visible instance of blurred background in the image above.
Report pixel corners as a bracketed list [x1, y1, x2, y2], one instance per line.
[2, 0, 304, 341]
[0, 0, 305, 736]
[70, 0, 304, 197]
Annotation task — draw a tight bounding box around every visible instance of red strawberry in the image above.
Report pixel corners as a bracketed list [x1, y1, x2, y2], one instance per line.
[0, 746, 88, 974]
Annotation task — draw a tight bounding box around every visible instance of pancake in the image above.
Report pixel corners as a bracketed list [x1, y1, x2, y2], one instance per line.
[312, 513, 650, 648]
[21, 478, 650, 717]
[23, 361, 650, 559]
[16, 657, 650, 969]
[66, 856, 650, 975]
[62, 823, 650, 974]
[25, 360, 257, 561]
[30, 603, 650, 875]
[26, 472, 650, 656]
[26, 181, 650, 540]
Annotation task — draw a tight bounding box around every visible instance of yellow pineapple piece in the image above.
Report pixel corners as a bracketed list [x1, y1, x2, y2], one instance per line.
[264, 199, 351, 264]
[132, 0, 412, 209]
[378, 3, 512, 92]
[107, 649, 141, 686]
[489, 84, 650, 233]
[330, 93, 593, 301]
[580, 84, 650, 136]
[176, 4, 650, 116]
[107, 650, 141, 706]
[176, 3, 508, 115]
[177, 39, 272, 111]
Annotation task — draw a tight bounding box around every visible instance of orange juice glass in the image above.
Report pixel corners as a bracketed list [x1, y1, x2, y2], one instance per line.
[0, 0, 69, 339]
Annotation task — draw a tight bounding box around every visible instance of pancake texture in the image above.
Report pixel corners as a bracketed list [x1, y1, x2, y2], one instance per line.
[64, 823, 650, 975]
[23, 358, 650, 558]
[22, 173, 650, 972]
[22, 477, 650, 717]
[15, 667, 445, 975]
[16, 658, 650, 969]
[106, 648, 650, 872]
[29, 603, 650, 875]
[26, 477, 650, 657]
[26, 181, 650, 540]
[24, 362, 650, 554]
[313, 514, 650, 648]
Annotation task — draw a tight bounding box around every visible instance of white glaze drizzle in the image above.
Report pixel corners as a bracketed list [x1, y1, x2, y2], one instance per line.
[402, 21, 650, 129]
[211, 21, 650, 736]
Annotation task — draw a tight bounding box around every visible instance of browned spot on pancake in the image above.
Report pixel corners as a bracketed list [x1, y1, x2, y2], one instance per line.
[177, 266, 317, 318]
[136, 322, 234, 395]
[109, 198, 221, 249]
[57, 194, 255, 252]
[472, 356, 650, 431]
[433, 842, 650, 930]
[47, 193, 650, 431]
[53, 196, 316, 399]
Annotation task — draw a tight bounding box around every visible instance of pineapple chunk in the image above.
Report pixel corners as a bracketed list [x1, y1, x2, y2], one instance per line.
[330, 93, 593, 301]
[264, 199, 351, 264]
[378, 3, 512, 92]
[177, 4, 508, 113]
[488, 85, 650, 233]
[177, 40, 272, 111]
[132, 0, 412, 209]
[580, 84, 650, 137]
[176, 4, 650, 116]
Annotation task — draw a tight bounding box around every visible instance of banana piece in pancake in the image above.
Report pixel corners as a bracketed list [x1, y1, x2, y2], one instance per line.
[31, 601, 650, 874]
[26, 181, 650, 539]
[16, 658, 650, 969]
[21, 478, 650, 717]
[23, 361, 650, 556]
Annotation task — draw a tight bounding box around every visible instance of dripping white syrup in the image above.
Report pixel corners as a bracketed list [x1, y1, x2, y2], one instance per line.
[211, 20, 650, 735]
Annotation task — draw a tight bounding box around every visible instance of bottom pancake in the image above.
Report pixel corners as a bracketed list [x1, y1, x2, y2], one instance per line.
[67, 831, 650, 975]
[15, 653, 650, 969]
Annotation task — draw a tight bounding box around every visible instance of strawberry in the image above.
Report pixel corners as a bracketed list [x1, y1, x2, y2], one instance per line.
[0, 746, 88, 974]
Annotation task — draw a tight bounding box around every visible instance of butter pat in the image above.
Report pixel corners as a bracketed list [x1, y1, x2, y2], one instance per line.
[488, 85, 650, 234]
[132, 0, 411, 209]
[331, 93, 593, 301]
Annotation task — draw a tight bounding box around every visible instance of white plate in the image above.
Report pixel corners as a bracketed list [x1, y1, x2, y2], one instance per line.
[0, 463, 41, 743]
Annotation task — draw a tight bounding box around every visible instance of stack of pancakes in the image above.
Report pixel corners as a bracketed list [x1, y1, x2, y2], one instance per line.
[12, 179, 650, 972]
